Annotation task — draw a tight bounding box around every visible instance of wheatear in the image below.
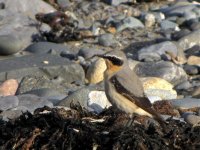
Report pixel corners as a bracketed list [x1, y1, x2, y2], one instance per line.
[96, 50, 166, 127]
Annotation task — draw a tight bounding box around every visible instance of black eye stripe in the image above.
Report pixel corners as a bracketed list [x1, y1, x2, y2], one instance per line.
[104, 55, 123, 66]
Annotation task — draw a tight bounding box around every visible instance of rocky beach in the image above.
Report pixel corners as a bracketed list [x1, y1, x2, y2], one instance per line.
[0, 0, 200, 149]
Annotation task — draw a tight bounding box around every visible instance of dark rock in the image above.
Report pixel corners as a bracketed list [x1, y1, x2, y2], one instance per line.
[98, 34, 117, 47]
[175, 81, 192, 90]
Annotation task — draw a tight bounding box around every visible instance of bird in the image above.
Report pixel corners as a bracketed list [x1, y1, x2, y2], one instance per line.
[95, 50, 166, 128]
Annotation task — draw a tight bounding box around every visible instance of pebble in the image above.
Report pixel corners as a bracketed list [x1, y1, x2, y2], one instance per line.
[141, 77, 177, 101]
[98, 34, 117, 47]
[144, 13, 156, 28]
[0, 96, 19, 111]
[182, 113, 200, 125]
[0, 35, 23, 55]
[86, 58, 106, 84]
[0, 79, 18, 96]
[103, 0, 131, 6]
[187, 55, 200, 66]
[134, 61, 187, 85]
[0, 109, 23, 121]
[116, 16, 144, 32]
[183, 64, 199, 75]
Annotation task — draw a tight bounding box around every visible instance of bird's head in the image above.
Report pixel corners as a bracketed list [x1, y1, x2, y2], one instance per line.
[95, 50, 127, 72]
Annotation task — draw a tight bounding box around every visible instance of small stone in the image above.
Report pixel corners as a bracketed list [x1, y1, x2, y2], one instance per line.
[182, 113, 200, 125]
[77, 47, 104, 59]
[0, 96, 19, 111]
[160, 20, 180, 31]
[86, 58, 107, 84]
[0, 110, 23, 121]
[98, 34, 117, 47]
[0, 79, 18, 96]
[116, 17, 144, 32]
[0, 35, 23, 55]
[144, 13, 156, 28]
[141, 77, 177, 101]
[187, 55, 200, 66]
[183, 64, 199, 75]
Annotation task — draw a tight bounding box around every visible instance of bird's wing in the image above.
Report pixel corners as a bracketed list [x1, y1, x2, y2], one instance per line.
[110, 70, 166, 126]
[110, 70, 152, 108]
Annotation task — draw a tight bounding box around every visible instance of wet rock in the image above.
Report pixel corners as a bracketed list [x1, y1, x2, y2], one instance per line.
[170, 98, 200, 109]
[138, 41, 182, 62]
[135, 61, 187, 85]
[17, 94, 53, 112]
[182, 113, 200, 125]
[0, 35, 24, 55]
[115, 17, 144, 32]
[86, 58, 106, 84]
[0, 79, 18, 96]
[0, 96, 19, 111]
[98, 34, 117, 47]
[0, 54, 85, 83]
[183, 64, 199, 75]
[141, 77, 177, 102]
[160, 20, 180, 31]
[25, 42, 70, 54]
[57, 0, 71, 9]
[178, 29, 200, 50]
[187, 55, 200, 66]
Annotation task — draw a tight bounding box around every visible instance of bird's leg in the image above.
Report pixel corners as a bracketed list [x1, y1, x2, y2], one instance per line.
[125, 114, 137, 127]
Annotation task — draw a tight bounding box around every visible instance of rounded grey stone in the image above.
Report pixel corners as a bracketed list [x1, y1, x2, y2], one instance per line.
[0, 110, 23, 121]
[98, 34, 116, 47]
[0, 96, 19, 111]
[0, 35, 23, 55]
